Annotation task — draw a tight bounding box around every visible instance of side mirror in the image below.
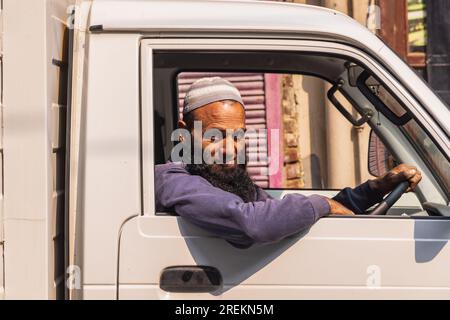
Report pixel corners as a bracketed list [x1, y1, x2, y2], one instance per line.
[368, 130, 397, 177]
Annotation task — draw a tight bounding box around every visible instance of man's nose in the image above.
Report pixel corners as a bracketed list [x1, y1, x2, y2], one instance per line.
[219, 135, 238, 161]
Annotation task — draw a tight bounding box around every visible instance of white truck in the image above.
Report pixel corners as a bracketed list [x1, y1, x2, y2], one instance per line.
[1, 0, 449, 299]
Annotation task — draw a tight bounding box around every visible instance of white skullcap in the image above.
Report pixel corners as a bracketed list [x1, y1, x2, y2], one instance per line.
[183, 77, 244, 114]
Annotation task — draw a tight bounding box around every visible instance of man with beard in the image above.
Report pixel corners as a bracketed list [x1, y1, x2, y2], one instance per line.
[155, 77, 422, 248]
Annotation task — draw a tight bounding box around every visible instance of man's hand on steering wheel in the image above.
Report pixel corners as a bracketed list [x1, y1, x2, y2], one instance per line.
[325, 164, 422, 217]
[368, 164, 422, 195]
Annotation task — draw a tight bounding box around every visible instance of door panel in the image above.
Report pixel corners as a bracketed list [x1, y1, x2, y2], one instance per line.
[130, 39, 450, 300]
[117, 215, 450, 299]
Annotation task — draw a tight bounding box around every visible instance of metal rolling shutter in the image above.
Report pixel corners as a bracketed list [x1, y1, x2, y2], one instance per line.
[178, 72, 269, 188]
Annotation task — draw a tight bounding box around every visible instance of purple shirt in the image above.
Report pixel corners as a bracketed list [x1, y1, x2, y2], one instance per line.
[155, 162, 385, 248]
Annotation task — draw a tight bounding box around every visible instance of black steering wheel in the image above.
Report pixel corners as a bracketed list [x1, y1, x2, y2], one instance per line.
[368, 181, 410, 215]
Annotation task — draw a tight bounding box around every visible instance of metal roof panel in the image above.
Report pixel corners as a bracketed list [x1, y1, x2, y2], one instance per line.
[89, 0, 384, 52]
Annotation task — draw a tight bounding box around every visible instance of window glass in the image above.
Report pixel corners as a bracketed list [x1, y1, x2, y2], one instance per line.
[403, 120, 450, 197]
[363, 75, 449, 198]
[365, 75, 407, 117]
[407, 0, 427, 54]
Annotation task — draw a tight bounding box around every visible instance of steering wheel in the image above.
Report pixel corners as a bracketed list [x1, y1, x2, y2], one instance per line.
[368, 181, 410, 215]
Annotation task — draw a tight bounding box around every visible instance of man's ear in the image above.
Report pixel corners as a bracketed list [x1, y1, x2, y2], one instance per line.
[178, 119, 187, 129]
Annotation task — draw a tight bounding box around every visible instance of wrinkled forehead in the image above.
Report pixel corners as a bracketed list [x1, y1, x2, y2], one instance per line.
[188, 101, 246, 131]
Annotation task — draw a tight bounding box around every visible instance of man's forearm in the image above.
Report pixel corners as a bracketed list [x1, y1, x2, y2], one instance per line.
[156, 162, 331, 245]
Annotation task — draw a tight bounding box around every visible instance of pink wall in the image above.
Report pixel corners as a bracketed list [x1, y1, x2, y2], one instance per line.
[264, 74, 283, 188]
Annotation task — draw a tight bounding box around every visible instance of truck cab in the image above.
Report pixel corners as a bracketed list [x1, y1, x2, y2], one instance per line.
[1, 0, 449, 299]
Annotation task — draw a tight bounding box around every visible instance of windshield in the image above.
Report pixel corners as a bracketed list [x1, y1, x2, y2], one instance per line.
[365, 76, 450, 198]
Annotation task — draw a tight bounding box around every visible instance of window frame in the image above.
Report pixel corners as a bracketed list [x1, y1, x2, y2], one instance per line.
[378, 0, 427, 68]
[140, 38, 448, 217]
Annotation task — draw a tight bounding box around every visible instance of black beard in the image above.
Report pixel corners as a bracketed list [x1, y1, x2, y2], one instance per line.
[186, 164, 257, 203]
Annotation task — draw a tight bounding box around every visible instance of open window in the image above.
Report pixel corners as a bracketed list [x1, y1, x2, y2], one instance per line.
[153, 51, 379, 192]
[146, 43, 448, 217]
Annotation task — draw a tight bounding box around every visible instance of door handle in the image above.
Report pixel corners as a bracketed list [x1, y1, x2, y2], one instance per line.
[160, 266, 222, 293]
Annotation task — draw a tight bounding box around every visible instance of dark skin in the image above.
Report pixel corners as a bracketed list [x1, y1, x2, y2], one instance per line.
[178, 100, 423, 216]
[179, 100, 246, 174]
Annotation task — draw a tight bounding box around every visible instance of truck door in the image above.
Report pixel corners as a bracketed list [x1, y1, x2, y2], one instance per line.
[113, 38, 450, 299]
